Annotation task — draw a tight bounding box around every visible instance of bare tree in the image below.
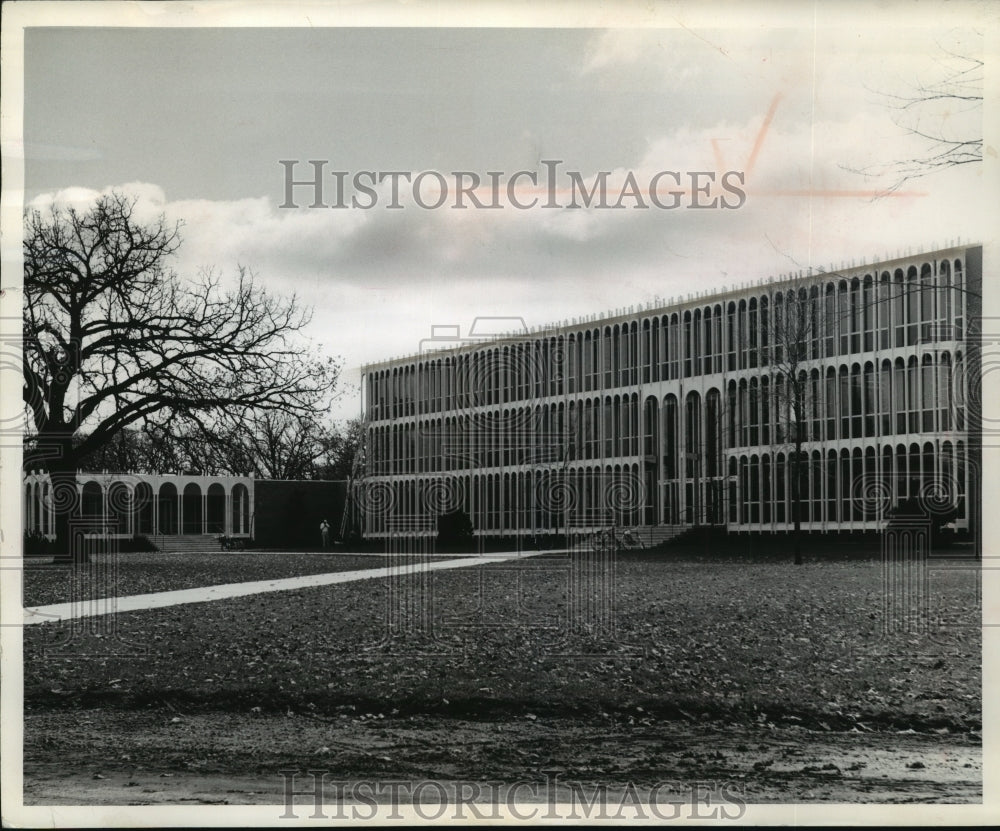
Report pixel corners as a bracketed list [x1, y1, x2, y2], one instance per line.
[23, 192, 339, 561]
[765, 280, 817, 565]
[165, 406, 343, 480]
[75, 407, 356, 481]
[322, 417, 367, 481]
[848, 41, 983, 193]
[70, 425, 191, 474]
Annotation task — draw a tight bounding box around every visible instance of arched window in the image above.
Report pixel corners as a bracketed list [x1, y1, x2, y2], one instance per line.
[881, 446, 894, 519]
[840, 449, 853, 523]
[896, 444, 908, 501]
[894, 358, 907, 434]
[880, 359, 893, 435]
[713, 304, 724, 373]
[739, 455, 750, 524]
[920, 262, 935, 340]
[838, 280, 850, 354]
[939, 352, 952, 431]
[612, 325, 622, 388]
[651, 318, 661, 383]
[603, 327, 613, 389]
[810, 450, 822, 525]
[907, 356, 919, 433]
[82, 481, 104, 521]
[683, 311, 693, 378]
[738, 380, 749, 447]
[207, 484, 226, 535]
[863, 447, 876, 522]
[726, 303, 737, 371]
[762, 454, 772, 524]
[893, 269, 906, 348]
[108, 482, 131, 535]
[760, 376, 771, 446]
[839, 365, 851, 439]
[759, 296, 770, 367]
[749, 454, 760, 524]
[183, 483, 203, 535]
[702, 307, 713, 375]
[922, 354, 936, 432]
[824, 285, 836, 358]
[827, 450, 839, 522]
[907, 266, 919, 345]
[849, 278, 861, 354]
[159, 483, 178, 535]
[878, 272, 891, 349]
[850, 364, 862, 438]
[663, 394, 679, 481]
[776, 452, 788, 524]
[954, 259, 965, 340]
[862, 276, 874, 352]
[737, 301, 748, 370]
[728, 457, 738, 524]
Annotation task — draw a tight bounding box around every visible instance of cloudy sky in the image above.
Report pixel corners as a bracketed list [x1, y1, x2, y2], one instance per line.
[18, 3, 993, 421]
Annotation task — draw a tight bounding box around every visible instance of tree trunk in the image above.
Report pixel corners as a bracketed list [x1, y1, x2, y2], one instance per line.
[44, 435, 88, 565]
[791, 446, 803, 565]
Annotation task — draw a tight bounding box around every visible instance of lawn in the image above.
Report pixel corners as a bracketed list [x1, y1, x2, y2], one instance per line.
[23, 552, 981, 732]
[21, 550, 396, 607]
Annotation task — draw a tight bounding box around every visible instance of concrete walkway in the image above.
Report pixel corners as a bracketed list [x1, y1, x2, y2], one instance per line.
[23, 550, 558, 626]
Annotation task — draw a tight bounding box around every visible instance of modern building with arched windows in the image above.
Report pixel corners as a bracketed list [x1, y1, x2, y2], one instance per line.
[358, 244, 982, 543]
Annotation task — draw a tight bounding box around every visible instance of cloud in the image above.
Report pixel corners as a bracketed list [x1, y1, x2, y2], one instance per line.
[27, 76, 985, 424]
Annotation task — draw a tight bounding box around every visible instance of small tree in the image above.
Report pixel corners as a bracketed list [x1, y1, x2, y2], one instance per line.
[766, 282, 817, 565]
[23, 192, 339, 561]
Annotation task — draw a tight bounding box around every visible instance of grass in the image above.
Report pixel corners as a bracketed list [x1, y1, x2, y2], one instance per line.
[23, 550, 981, 732]
[21, 550, 395, 607]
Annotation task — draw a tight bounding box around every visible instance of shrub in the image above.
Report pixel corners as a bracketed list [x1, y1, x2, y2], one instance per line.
[436, 509, 474, 550]
[23, 530, 51, 557]
[886, 497, 961, 546]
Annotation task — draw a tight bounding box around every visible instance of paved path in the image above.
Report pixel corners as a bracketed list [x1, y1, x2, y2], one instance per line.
[22, 550, 558, 626]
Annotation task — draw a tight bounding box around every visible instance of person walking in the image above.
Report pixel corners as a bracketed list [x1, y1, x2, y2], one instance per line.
[320, 519, 331, 549]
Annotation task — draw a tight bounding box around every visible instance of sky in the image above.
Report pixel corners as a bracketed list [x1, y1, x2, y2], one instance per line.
[16, 4, 995, 422]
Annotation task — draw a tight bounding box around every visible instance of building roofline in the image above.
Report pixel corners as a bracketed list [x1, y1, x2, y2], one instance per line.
[361, 241, 981, 372]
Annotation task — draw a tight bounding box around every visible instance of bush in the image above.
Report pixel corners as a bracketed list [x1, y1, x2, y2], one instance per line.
[436, 509, 474, 550]
[886, 498, 960, 546]
[23, 530, 51, 557]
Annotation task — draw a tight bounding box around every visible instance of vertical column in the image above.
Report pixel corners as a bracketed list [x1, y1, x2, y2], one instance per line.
[45, 480, 53, 537]
[152, 484, 159, 537]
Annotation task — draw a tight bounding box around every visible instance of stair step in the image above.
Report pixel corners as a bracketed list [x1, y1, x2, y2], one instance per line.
[148, 534, 242, 553]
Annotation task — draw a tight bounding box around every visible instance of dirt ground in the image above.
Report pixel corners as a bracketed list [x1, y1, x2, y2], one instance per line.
[23, 708, 980, 806]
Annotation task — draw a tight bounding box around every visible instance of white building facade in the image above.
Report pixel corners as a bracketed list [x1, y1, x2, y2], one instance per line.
[23, 471, 255, 540]
[360, 244, 982, 540]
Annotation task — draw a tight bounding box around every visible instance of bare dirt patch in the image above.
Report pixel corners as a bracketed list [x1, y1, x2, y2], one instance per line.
[24, 709, 981, 805]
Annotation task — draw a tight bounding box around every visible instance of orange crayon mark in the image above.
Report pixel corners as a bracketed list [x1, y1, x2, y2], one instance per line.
[745, 93, 782, 178]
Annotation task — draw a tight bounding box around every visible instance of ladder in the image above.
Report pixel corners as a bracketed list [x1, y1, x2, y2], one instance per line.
[338, 435, 366, 541]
